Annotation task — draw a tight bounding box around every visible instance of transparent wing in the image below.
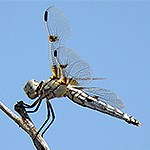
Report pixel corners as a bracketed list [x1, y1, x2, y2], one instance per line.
[80, 87, 125, 109]
[55, 46, 93, 86]
[44, 6, 71, 66]
[44, 6, 105, 86]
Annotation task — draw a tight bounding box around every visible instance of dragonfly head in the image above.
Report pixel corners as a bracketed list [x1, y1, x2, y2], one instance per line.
[24, 79, 40, 99]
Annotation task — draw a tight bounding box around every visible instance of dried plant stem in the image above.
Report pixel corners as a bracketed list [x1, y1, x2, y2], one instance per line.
[0, 101, 50, 150]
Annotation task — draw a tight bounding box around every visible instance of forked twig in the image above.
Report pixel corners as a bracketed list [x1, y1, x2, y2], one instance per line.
[0, 101, 50, 150]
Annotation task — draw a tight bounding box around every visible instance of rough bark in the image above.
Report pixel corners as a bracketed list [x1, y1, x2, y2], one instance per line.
[0, 101, 50, 150]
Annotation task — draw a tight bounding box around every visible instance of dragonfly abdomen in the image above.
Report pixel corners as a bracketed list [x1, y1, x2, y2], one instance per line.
[66, 86, 141, 126]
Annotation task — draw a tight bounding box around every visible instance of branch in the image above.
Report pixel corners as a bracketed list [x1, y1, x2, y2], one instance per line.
[0, 101, 50, 150]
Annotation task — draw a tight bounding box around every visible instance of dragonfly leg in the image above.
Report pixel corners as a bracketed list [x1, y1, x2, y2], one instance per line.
[27, 99, 42, 113]
[22, 98, 42, 113]
[41, 100, 55, 137]
[35, 99, 53, 138]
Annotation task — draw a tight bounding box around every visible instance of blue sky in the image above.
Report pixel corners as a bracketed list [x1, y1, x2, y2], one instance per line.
[0, 1, 149, 150]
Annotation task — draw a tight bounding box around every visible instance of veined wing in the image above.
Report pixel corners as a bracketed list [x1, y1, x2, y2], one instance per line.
[44, 6, 71, 66]
[54, 46, 93, 86]
[44, 6, 70, 45]
[79, 87, 125, 109]
[44, 6, 105, 85]
[52, 47, 106, 85]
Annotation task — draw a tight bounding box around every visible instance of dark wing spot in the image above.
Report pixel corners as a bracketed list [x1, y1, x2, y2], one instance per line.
[44, 10, 48, 22]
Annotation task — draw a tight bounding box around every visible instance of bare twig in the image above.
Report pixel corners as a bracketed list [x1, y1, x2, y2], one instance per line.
[0, 101, 50, 150]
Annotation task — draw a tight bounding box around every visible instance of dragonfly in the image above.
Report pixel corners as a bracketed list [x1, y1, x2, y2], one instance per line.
[23, 6, 141, 137]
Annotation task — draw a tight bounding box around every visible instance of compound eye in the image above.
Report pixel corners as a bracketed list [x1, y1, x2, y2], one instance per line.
[24, 79, 39, 99]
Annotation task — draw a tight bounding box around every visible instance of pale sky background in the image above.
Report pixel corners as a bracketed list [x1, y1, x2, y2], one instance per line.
[0, 1, 149, 150]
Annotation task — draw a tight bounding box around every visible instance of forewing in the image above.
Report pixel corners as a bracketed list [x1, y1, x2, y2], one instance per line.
[82, 87, 125, 109]
[55, 46, 93, 86]
[44, 6, 71, 66]
[44, 6, 103, 86]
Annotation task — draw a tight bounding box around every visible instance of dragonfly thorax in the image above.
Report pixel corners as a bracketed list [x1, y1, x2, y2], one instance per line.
[40, 78, 68, 99]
